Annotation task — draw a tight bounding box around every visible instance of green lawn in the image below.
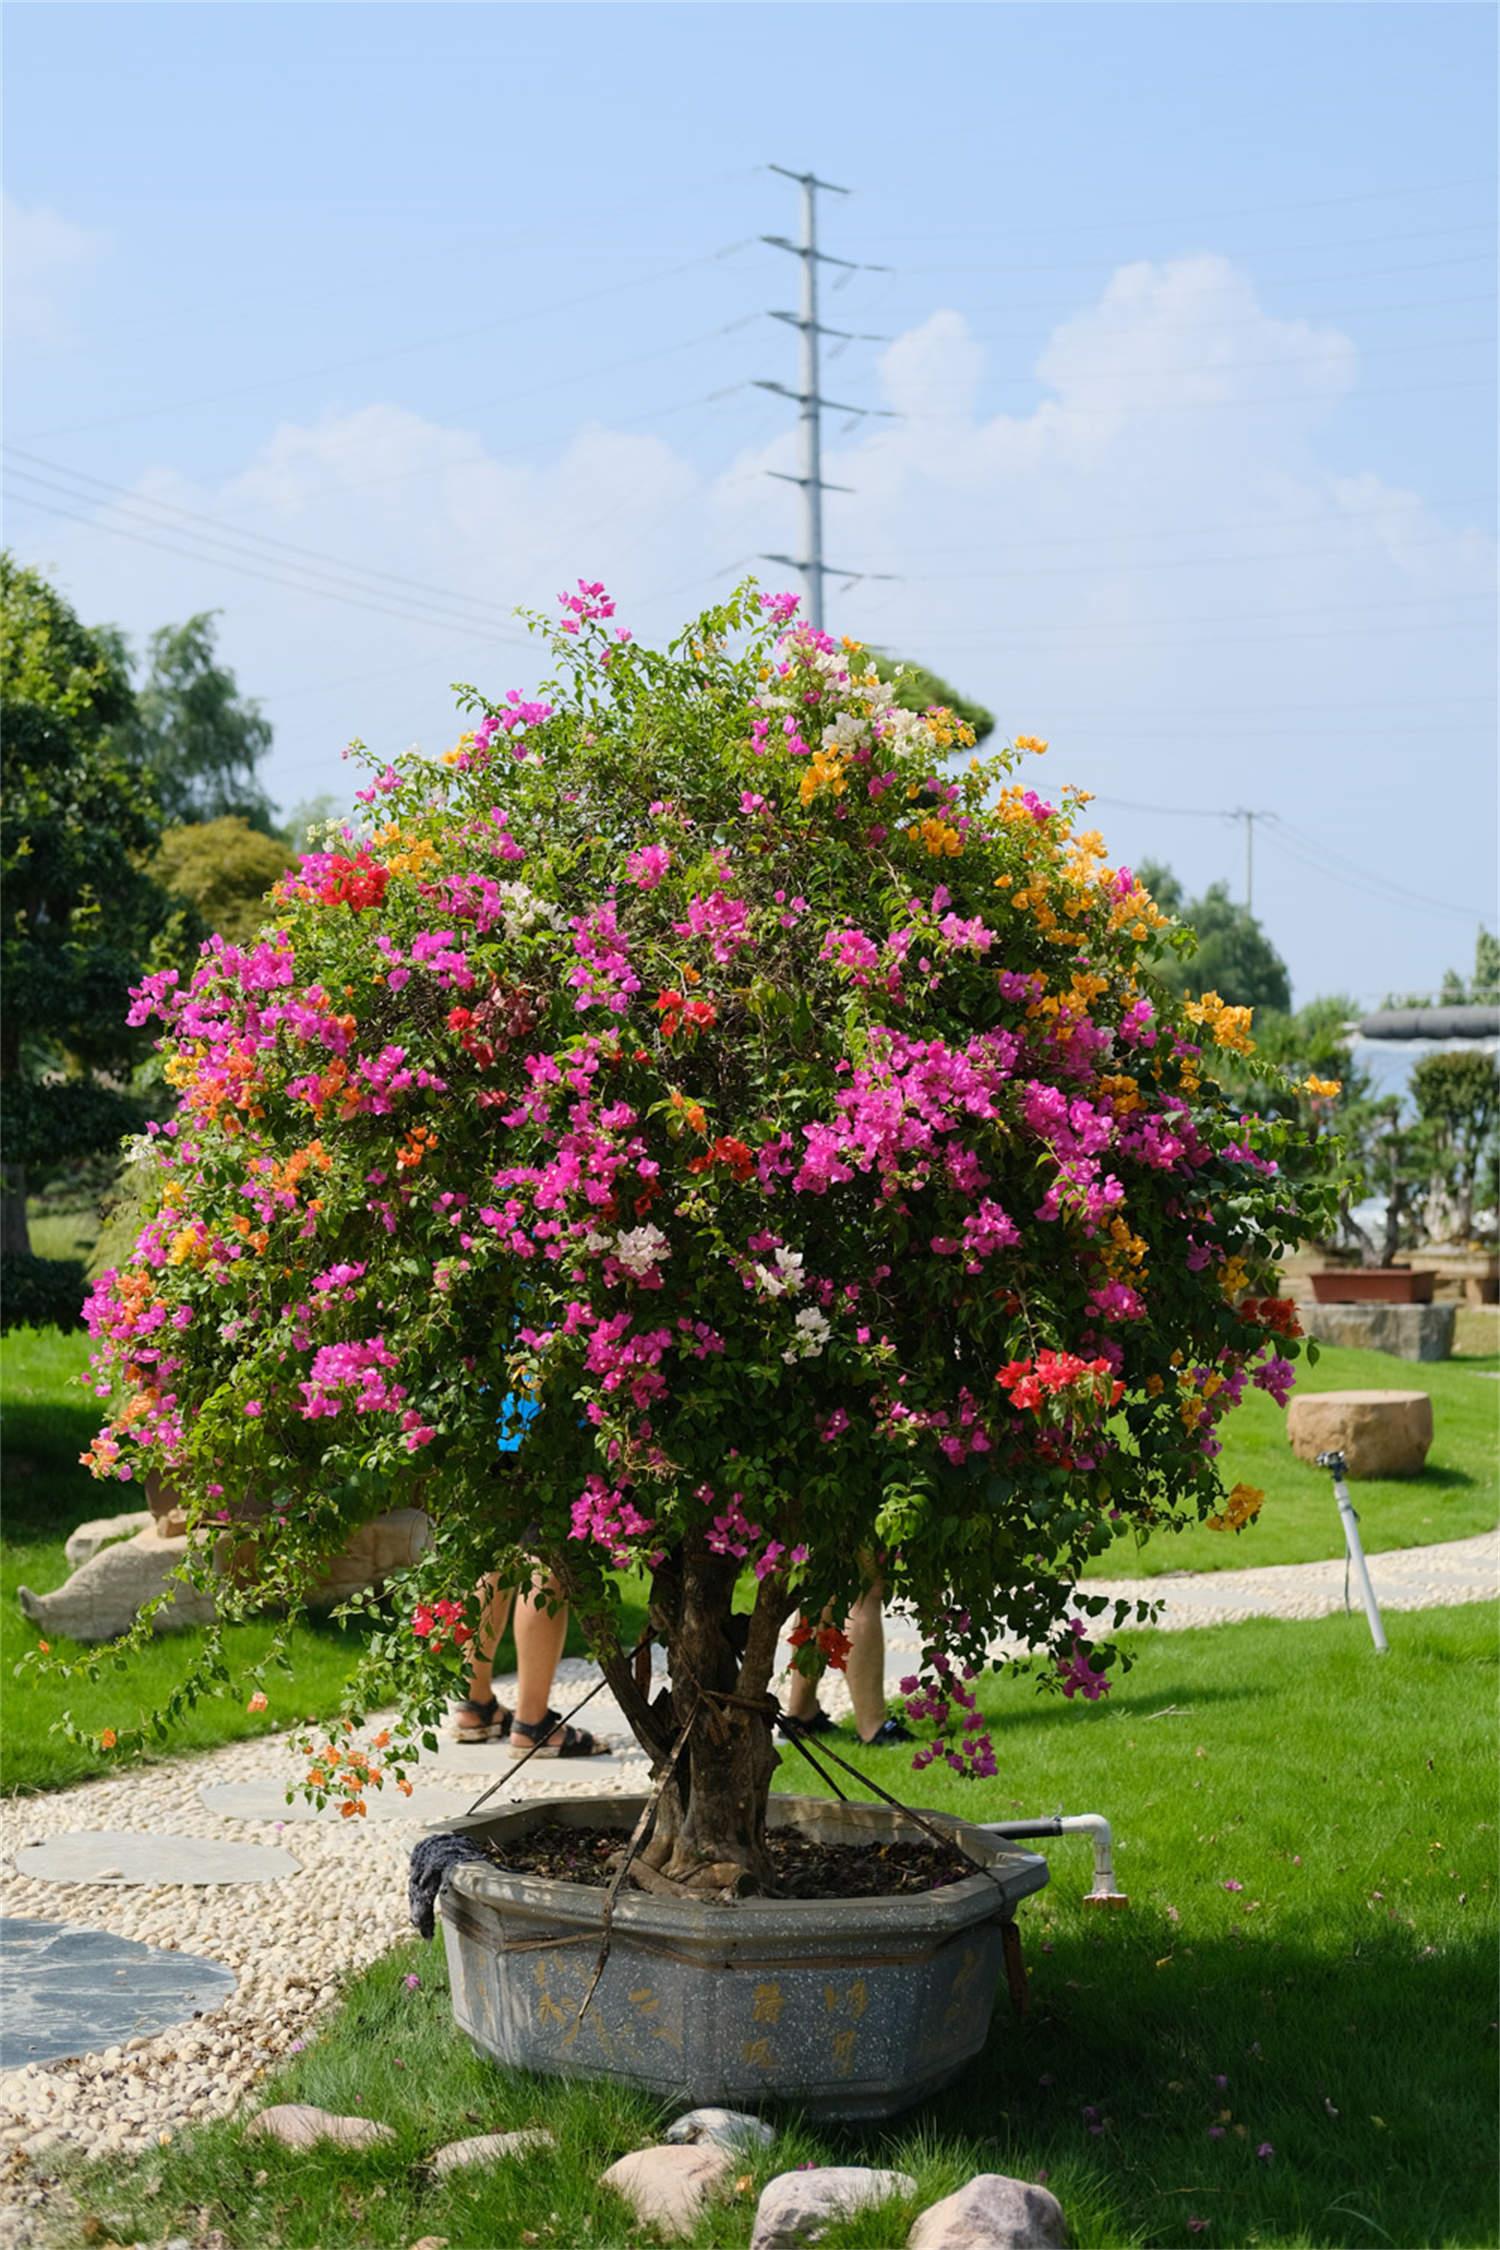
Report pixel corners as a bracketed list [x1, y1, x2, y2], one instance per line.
[69, 1604, 1498, 2250]
[1, 1326, 641, 1796]
[1, 1326, 363, 1796]
[5, 1324, 1496, 1795]
[1085, 1344, 1500, 1578]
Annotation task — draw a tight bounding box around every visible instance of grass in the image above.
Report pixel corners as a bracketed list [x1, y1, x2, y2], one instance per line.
[3, 1322, 1494, 1794]
[0, 1328, 642, 1797]
[1084, 1344, 1499, 1579]
[1, 1326, 363, 1796]
[64, 1603, 1498, 2250]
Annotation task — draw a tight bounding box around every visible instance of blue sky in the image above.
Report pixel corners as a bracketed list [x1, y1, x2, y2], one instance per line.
[6, 2, 1496, 1006]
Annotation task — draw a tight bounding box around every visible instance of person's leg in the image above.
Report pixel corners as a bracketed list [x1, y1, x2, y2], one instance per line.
[454, 1576, 516, 1739]
[511, 1571, 569, 1729]
[508, 1569, 609, 1756]
[466, 1576, 515, 1704]
[845, 1581, 888, 1742]
[784, 1619, 821, 1722]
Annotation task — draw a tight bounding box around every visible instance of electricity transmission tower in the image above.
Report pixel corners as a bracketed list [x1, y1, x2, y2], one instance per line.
[756, 164, 894, 631]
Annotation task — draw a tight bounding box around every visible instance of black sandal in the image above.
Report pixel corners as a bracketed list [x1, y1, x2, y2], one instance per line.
[778, 1708, 838, 1741]
[858, 1716, 914, 1747]
[452, 1696, 512, 1744]
[509, 1707, 608, 1759]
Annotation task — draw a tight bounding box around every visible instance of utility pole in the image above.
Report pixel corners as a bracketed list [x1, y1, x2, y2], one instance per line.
[1230, 808, 1274, 913]
[757, 166, 894, 631]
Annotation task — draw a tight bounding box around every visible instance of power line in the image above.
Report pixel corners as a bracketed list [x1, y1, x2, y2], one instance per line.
[1092, 796, 1487, 923]
[2, 486, 530, 643]
[898, 374, 1494, 425]
[894, 493, 1494, 563]
[889, 216, 1498, 277]
[18, 240, 759, 441]
[6, 454, 539, 626]
[967, 288, 1497, 346]
[859, 173, 1494, 238]
[873, 251, 1500, 325]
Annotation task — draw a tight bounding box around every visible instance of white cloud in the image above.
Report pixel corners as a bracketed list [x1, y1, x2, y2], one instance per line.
[3, 195, 106, 343]
[18, 252, 1495, 1003]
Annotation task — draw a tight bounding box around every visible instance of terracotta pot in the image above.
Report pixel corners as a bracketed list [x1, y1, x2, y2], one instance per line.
[436, 1792, 1048, 2121]
[1309, 1268, 1436, 1305]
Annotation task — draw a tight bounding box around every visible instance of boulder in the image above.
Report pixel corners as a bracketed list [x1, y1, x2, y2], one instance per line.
[64, 1511, 153, 1570]
[430, 2127, 554, 2176]
[1298, 1302, 1455, 1363]
[17, 1521, 216, 1643]
[16, 1507, 431, 1644]
[600, 2144, 733, 2238]
[751, 2166, 918, 2250]
[246, 2103, 394, 2151]
[665, 2106, 777, 2152]
[907, 2173, 1069, 2250]
[1286, 1388, 1434, 1479]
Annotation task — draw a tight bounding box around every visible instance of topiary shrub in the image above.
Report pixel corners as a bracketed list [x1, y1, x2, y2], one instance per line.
[74, 582, 1332, 1890]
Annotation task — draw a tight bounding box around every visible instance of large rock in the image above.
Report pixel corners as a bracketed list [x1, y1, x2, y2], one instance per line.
[1286, 1388, 1434, 1479]
[246, 2103, 394, 2151]
[64, 1511, 152, 1570]
[600, 2145, 732, 2238]
[752, 2167, 917, 2250]
[16, 1507, 431, 1644]
[1299, 1302, 1455, 1363]
[17, 1520, 216, 1643]
[908, 2173, 1069, 2250]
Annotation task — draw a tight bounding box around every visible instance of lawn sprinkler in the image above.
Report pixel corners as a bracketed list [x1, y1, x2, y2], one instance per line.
[1316, 1448, 1389, 1654]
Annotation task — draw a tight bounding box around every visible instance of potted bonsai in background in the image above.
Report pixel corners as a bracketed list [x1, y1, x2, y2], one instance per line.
[73, 582, 1332, 2108]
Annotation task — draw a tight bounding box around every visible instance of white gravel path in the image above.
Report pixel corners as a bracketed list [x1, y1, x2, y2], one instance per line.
[1, 1533, 1494, 2182]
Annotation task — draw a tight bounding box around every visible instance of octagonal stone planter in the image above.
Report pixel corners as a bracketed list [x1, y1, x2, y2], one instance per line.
[435, 1792, 1048, 2121]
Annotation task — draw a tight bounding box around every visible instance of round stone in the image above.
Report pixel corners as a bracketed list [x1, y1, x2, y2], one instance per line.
[1286, 1388, 1435, 1479]
[12, 1832, 302, 1886]
[199, 1779, 482, 1824]
[0, 1915, 235, 2071]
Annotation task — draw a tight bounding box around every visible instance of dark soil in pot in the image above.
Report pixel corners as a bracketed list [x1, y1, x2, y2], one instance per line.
[471, 1818, 976, 1899]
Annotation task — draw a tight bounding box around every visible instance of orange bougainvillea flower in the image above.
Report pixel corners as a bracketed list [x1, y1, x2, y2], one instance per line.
[247, 1690, 268, 1713]
[99, 1728, 117, 1750]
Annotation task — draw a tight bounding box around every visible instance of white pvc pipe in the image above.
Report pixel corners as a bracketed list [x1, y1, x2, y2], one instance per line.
[1332, 1467, 1390, 1654]
[978, 1811, 1128, 1907]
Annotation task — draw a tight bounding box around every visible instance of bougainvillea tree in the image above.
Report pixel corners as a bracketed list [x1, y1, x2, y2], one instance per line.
[78, 582, 1333, 1893]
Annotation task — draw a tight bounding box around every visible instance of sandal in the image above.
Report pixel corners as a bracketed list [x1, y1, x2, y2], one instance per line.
[452, 1696, 513, 1744]
[778, 1708, 838, 1742]
[510, 1707, 609, 1759]
[858, 1716, 914, 1747]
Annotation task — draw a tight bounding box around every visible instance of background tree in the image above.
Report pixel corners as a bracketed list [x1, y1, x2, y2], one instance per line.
[870, 654, 995, 744]
[1410, 1049, 1500, 1242]
[0, 555, 168, 1265]
[150, 816, 294, 949]
[117, 611, 276, 833]
[280, 793, 341, 854]
[1138, 859, 1293, 1014]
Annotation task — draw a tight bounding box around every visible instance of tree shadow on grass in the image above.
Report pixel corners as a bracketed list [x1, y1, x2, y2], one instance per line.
[839, 1924, 1499, 2248]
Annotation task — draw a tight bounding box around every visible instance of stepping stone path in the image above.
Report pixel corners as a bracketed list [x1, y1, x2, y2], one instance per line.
[198, 1779, 485, 1826]
[600, 2144, 734, 2238]
[247, 2102, 394, 2151]
[0, 1916, 235, 2071]
[751, 2166, 918, 2250]
[430, 2126, 555, 2176]
[665, 2105, 777, 2151]
[13, 1833, 301, 1887]
[907, 2172, 1069, 2249]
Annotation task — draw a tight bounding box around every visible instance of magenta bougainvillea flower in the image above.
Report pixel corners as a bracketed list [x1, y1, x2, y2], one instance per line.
[74, 579, 1333, 1884]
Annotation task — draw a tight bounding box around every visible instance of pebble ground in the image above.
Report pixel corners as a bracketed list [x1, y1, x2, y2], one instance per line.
[2, 1533, 1494, 2212]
